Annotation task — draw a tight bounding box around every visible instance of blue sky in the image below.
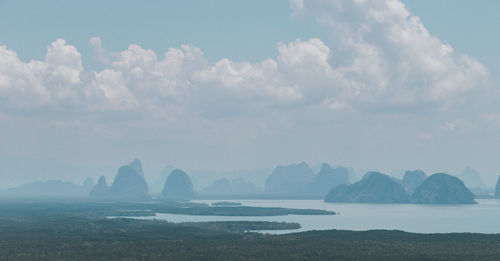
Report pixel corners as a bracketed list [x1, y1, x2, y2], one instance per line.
[403, 0, 500, 80]
[0, 0, 324, 66]
[0, 0, 498, 74]
[0, 0, 499, 188]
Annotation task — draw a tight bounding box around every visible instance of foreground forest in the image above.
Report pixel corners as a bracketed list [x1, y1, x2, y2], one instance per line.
[1, 201, 500, 260]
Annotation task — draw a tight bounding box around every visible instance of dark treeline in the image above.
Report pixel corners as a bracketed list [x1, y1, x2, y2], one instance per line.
[1, 207, 500, 261]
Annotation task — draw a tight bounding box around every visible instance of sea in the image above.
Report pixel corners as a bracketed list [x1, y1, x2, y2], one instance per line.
[136, 199, 500, 234]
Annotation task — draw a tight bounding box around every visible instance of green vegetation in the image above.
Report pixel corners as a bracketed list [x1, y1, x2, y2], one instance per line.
[180, 221, 301, 232]
[152, 205, 334, 216]
[0, 199, 334, 218]
[211, 201, 243, 206]
[1, 201, 500, 260]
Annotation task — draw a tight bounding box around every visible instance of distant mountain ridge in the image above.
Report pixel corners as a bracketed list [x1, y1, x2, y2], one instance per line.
[496, 176, 500, 198]
[202, 178, 262, 195]
[89, 176, 110, 198]
[265, 162, 351, 197]
[304, 163, 350, 197]
[325, 172, 409, 203]
[3, 159, 491, 204]
[458, 167, 486, 189]
[6, 180, 87, 197]
[265, 162, 314, 195]
[402, 170, 427, 194]
[150, 165, 175, 194]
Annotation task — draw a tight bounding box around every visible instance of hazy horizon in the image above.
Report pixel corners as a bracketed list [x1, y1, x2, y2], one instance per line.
[0, 158, 497, 191]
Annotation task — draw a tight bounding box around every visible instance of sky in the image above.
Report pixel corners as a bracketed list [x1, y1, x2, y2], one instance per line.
[0, 0, 499, 188]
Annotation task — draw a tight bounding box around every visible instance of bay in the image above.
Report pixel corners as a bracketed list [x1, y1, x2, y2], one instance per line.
[138, 199, 500, 234]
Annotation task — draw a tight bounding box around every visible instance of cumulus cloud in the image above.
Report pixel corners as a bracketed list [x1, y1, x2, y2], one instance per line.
[292, 0, 489, 109]
[89, 37, 109, 64]
[1, 0, 499, 183]
[0, 39, 85, 111]
[0, 0, 490, 120]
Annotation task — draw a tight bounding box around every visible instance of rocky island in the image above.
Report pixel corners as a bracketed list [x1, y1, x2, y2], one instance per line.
[324, 172, 409, 203]
[411, 173, 476, 204]
[161, 169, 195, 199]
[109, 160, 150, 200]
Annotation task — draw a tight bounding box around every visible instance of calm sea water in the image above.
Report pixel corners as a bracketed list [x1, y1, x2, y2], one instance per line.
[139, 199, 500, 234]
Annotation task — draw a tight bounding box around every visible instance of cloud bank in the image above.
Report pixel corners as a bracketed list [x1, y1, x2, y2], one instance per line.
[0, 0, 497, 182]
[0, 1, 489, 118]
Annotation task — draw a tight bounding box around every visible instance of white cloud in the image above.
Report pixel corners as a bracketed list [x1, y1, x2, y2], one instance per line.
[290, 0, 304, 14]
[92, 69, 138, 111]
[0, 39, 85, 111]
[46, 39, 82, 71]
[0, 0, 490, 120]
[89, 37, 109, 64]
[482, 113, 500, 126]
[293, 0, 488, 109]
[193, 58, 301, 104]
[0, 0, 498, 183]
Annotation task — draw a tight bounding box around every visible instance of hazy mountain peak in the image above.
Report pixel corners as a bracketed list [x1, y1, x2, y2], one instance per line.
[402, 170, 427, 194]
[325, 172, 409, 203]
[110, 164, 150, 200]
[265, 162, 314, 194]
[82, 177, 95, 192]
[458, 167, 486, 189]
[149, 165, 175, 194]
[128, 159, 145, 177]
[412, 173, 476, 204]
[495, 176, 500, 198]
[89, 176, 110, 198]
[305, 163, 350, 197]
[161, 169, 194, 199]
